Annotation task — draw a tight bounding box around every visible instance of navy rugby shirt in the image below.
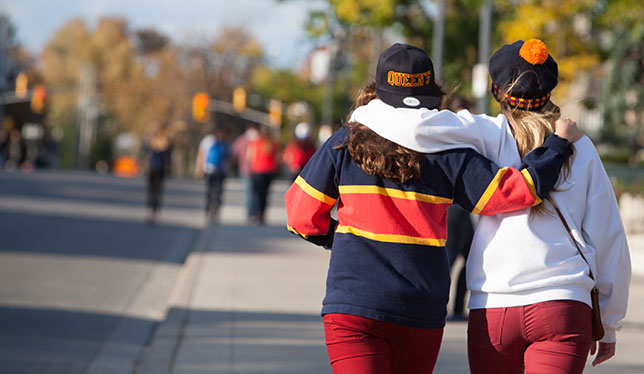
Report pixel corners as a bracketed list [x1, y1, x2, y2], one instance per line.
[285, 126, 572, 329]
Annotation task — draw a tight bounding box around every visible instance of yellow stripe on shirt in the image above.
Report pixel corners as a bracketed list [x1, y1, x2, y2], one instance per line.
[294, 176, 337, 206]
[336, 225, 446, 247]
[521, 169, 542, 206]
[287, 224, 309, 238]
[471, 167, 509, 214]
[338, 185, 453, 205]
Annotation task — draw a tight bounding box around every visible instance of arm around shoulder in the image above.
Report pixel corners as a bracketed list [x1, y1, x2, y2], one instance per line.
[447, 135, 572, 216]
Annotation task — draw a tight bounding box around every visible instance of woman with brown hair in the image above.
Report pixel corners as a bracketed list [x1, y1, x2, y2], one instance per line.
[284, 43, 582, 374]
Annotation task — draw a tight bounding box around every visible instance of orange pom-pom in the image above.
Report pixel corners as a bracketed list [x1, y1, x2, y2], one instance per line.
[519, 39, 548, 65]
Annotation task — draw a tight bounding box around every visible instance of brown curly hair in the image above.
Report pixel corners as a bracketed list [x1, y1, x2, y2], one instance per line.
[337, 82, 444, 184]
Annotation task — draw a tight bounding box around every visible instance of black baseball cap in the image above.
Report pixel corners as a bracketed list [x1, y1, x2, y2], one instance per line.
[376, 43, 441, 109]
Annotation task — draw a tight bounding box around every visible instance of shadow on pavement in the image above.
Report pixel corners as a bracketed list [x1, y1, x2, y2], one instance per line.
[205, 223, 301, 254]
[0, 305, 156, 373]
[0, 210, 199, 264]
[0, 171, 206, 211]
[144, 307, 331, 374]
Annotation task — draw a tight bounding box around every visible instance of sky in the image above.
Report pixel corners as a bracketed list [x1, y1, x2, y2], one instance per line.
[1, 0, 326, 67]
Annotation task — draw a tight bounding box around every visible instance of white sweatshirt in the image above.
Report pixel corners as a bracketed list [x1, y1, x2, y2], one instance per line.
[351, 99, 631, 343]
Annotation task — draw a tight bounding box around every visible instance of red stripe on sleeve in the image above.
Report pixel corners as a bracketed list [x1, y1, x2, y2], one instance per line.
[285, 183, 334, 236]
[478, 168, 537, 216]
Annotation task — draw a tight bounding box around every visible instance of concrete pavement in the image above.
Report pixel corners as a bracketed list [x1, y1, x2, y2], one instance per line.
[0, 171, 204, 373]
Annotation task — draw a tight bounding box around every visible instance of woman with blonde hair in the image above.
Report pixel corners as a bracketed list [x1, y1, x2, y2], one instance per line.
[464, 39, 631, 373]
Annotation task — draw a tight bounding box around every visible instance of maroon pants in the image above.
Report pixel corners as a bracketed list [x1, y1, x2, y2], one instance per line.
[323, 313, 443, 374]
[468, 300, 593, 374]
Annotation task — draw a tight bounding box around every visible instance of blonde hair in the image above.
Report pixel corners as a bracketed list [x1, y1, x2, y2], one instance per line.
[149, 124, 170, 152]
[501, 101, 560, 158]
[496, 93, 572, 214]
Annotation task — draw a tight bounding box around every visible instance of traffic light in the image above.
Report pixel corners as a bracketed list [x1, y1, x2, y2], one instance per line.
[30, 85, 47, 114]
[15, 72, 28, 99]
[268, 99, 282, 128]
[232, 87, 246, 112]
[192, 92, 210, 123]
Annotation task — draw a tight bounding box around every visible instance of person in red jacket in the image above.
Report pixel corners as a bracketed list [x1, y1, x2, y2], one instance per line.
[282, 122, 317, 182]
[247, 126, 279, 225]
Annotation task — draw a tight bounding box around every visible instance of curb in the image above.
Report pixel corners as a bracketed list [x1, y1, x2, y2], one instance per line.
[137, 225, 215, 374]
[83, 227, 200, 374]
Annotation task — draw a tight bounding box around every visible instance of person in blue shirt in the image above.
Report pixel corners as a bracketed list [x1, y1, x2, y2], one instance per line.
[204, 127, 230, 223]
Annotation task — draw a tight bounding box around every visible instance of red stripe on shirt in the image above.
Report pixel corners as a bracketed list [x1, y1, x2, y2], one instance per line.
[478, 168, 537, 216]
[337, 192, 449, 242]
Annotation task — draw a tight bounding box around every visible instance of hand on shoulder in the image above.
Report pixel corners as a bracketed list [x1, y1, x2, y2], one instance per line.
[554, 118, 584, 143]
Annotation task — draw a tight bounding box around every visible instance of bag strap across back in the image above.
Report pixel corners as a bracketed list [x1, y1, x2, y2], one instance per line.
[548, 198, 595, 281]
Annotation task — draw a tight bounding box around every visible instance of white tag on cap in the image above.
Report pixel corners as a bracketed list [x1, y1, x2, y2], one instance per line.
[403, 97, 420, 107]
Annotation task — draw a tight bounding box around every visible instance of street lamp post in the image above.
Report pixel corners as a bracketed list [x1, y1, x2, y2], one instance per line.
[475, 0, 492, 114]
[432, 0, 446, 81]
[0, 17, 8, 128]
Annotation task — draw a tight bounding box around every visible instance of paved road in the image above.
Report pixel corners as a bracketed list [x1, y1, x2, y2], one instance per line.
[0, 170, 642, 373]
[0, 171, 207, 373]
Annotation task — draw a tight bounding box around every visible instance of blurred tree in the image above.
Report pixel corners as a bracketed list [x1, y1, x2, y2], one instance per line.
[42, 18, 212, 168]
[0, 12, 22, 84]
[331, 0, 397, 26]
[135, 28, 169, 53]
[251, 67, 324, 121]
[0, 12, 42, 88]
[495, 0, 599, 99]
[90, 18, 152, 136]
[184, 26, 264, 102]
[597, 0, 644, 33]
[41, 18, 268, 171]
[596, 0, 644, 163]
[301, 0, 483, 100]
[41, 19, 90, 167]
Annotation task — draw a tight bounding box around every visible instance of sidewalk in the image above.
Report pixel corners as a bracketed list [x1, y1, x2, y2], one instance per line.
[140, 179, 333, 374]
[140, 178, 644, 374]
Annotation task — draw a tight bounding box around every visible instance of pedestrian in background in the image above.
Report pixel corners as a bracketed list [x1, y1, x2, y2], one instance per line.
[5, 128, 23, 171]
[194, 126, 216, 179]
[282, 122, 316, 182]
[0, 127, 7, 169]
[203, 127, 230, 223]
[248, 126, 279, 225]
[232, 124, 259, 223]
[285, 43, 581, 374]
[144, 122, 172, 224]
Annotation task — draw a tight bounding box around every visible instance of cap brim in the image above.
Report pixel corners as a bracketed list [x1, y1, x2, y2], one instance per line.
[376, 88, 441, 109]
